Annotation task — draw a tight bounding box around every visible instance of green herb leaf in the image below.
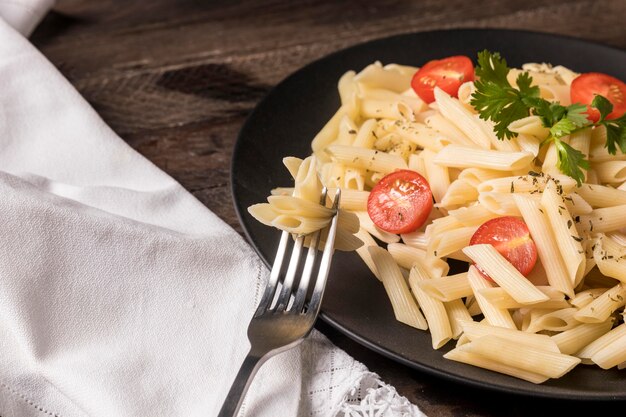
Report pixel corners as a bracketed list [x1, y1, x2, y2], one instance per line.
[471, 51, 539, 139]
[471, 84, 532, 139]
[565, 103, 592, 128]
[553, 138, 590, 186]
[592, 94, 626, 155]
[591, 95, 614, 122]
[549, 104, 593, 138]
[550, 118, 578, 138]
[603, 113, 626, 154]
[515, 71, 540, 98]
[523, 97, 562, 126]
[475, 50, 510, 86]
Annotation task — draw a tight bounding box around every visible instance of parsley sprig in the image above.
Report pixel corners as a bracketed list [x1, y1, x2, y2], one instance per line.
[471, 51, 540, 139]
[594, 95, 626, 154]
[470, 50, 626, 185]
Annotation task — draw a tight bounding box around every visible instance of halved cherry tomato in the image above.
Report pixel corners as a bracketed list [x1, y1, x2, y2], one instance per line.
[411, 56, 475, 104]
[367, 170, 433, 234]
[469, 216, 537, 282]
[570, 72, 626, 122]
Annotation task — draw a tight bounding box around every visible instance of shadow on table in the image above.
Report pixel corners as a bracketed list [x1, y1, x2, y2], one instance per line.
[30, 11, 87, 45]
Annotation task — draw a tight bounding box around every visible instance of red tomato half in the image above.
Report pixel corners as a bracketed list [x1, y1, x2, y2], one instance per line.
[469, 216, 538, 282]
[411, 56, 475, 104]
[367, 170, 433, 234]
[570, 72, 626, 122]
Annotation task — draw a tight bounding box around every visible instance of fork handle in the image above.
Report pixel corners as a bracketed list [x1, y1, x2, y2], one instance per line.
[217, 351, 265, 417]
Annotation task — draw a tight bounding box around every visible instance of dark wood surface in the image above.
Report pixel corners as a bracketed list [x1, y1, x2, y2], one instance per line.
[30, 1, 626, 415]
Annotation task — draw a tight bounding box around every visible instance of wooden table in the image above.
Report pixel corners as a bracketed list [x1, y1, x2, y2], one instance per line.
[31, 1, 626, 415]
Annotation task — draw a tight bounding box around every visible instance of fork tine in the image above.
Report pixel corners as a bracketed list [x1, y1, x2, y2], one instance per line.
[273, 234, 304, 312]
[254, 230, 289, 316]
[289, 232, 319, 312]
[291, 187, 328, 312]
[274, 187, 329, 312]
[307, 188, 341, 316]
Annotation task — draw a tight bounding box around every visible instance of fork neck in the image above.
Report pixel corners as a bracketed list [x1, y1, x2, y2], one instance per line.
[217, 351, 266, 417]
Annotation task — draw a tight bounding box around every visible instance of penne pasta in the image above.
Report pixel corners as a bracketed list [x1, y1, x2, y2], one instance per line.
[444, 299, 473, 339]
[593, 161, 626, 184]
[575, 184, 626, 207]
[369, 246, 428, 330]
[434, 145, 534, 171]
[400, 230, 428, 250]
[514, 194, 574, 298]
[430, 226, 478, 258]
[409, 263, 453, 349]
[417, 272, 472, 302]
[577, 323, 626, 364]
[328, 188, 369, 211]
[577, 205, 626, 234]
[466, 266, 516, 329]
[541, 142, 560, 177]
[477, 174, 576, 195]
[311, 104, 358, 162]
[460, 320, 560, 353]
[574, 283, 626, 323]
[447, 204, 498, 226]
[433, 87, 492, 149]
[463, 245, 550, 304]
[353, 119, 378, 148]
[551, 321, 614, 355]
[439, 179, 478, 209]
[525, 307, 580, 333]
[515, 133, 541, 157]
[338, 70, 357, 106]
[570, 288, 609, 308]
[354, 61, 413, 93]
[591, 331, 626, 369]
[326, 144, 408, 174]
[477, 287, 569, 310]
[444, 348, 549, 384]
[424, 113, 477, 148]
[294, 156, 323, 202]
[354, 211, 400, 244]
[456, 335, 580, 379]
[387, 242, 449, 278]
[267, 195, 334, 218]
[508, 115, 549, 139]
[540, 181, 585, 286]
[422, 149, 450, 203]
[457, 168, 507, 188]
[478, 192, 521, 216]
[354, 228, 382, 281]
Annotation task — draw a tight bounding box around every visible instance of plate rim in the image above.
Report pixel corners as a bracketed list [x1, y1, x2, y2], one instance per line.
[230, 27, 626, 400]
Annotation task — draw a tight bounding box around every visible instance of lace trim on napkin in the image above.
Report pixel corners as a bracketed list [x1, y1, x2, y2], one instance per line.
[335, 374, 426, 417]
[304, 332, 426, 417]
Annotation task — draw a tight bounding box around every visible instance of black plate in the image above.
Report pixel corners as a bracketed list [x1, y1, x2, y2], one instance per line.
[231, 29, 626, 400]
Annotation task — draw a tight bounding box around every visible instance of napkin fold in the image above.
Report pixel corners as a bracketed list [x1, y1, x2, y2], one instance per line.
[0, 2, 425, 416]
[0, 0, 53, 35]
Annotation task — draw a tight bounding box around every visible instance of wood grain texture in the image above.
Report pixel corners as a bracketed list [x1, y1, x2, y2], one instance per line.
[30, 1, 626, 415]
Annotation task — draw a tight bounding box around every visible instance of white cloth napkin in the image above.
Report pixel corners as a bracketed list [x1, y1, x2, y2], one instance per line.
[0, 0, 53, 35]
[0, 2, 426, 416]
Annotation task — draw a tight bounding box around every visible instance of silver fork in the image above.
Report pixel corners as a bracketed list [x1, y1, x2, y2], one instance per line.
[217, 188, 340, 417]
